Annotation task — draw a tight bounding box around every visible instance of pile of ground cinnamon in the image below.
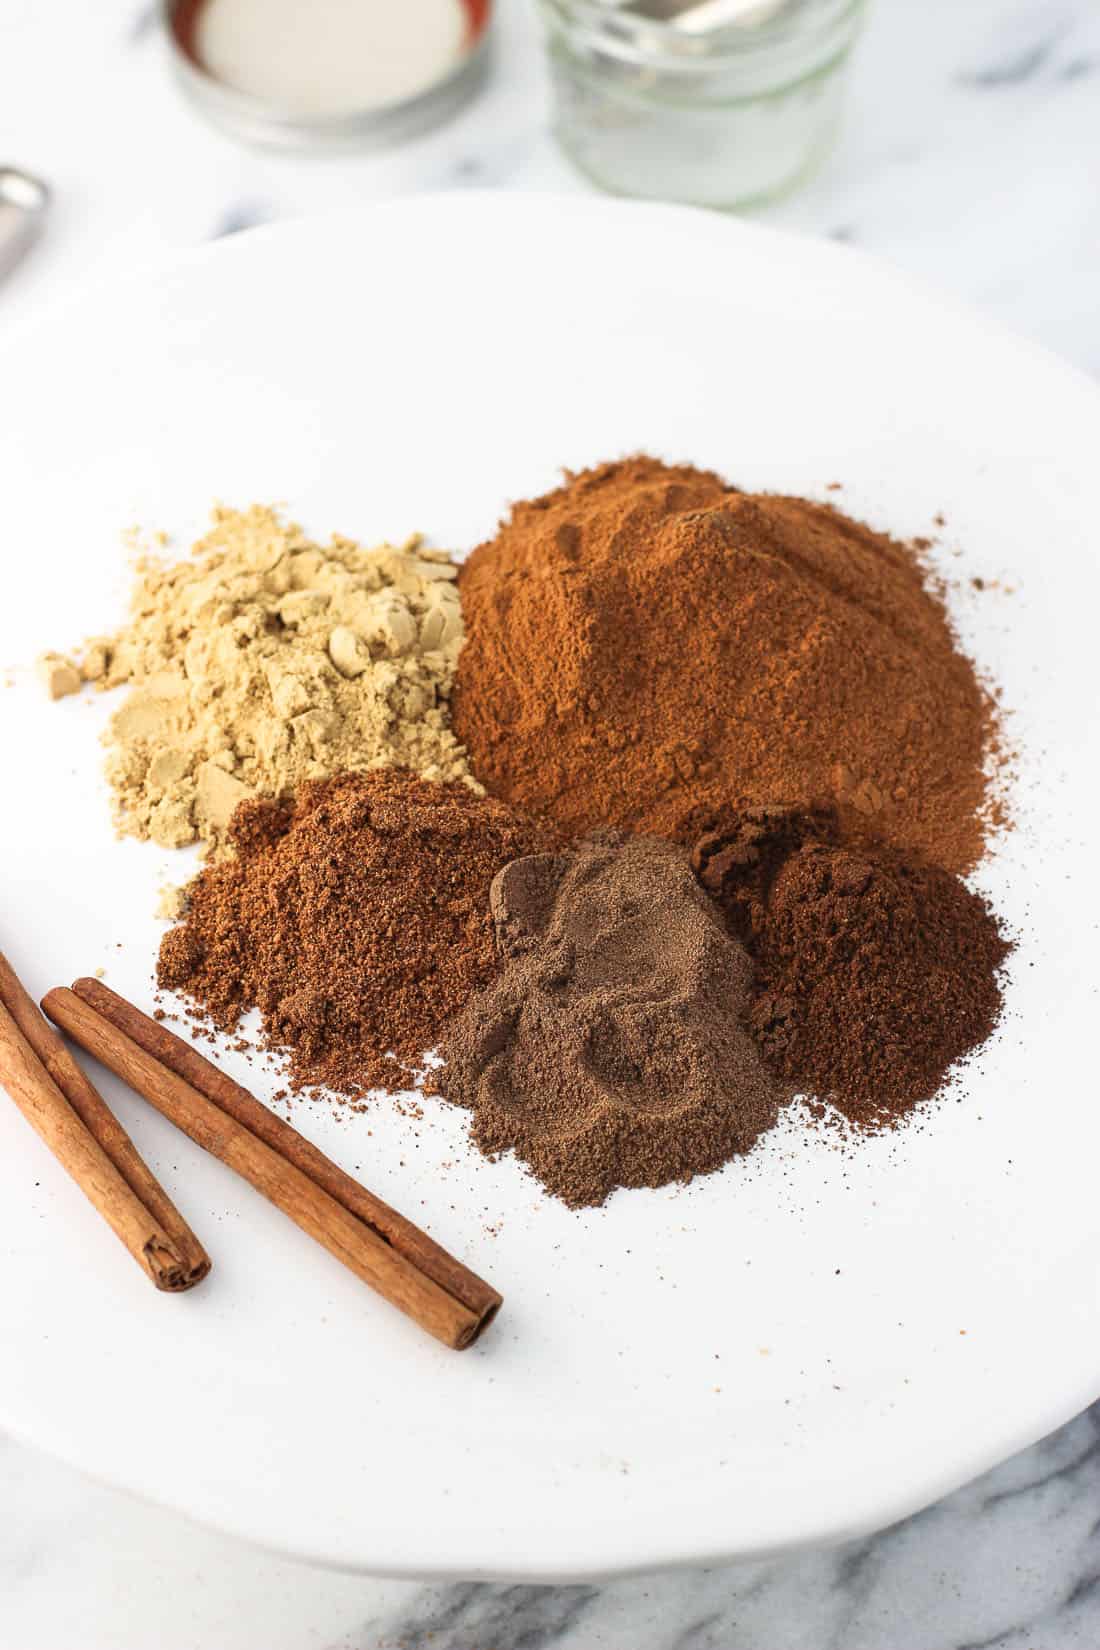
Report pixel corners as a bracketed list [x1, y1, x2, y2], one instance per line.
[439, 835, 788, 1206]
[693, 807, 1011, 1124]
[451, 457, 996, 873]
[157, 771, 554, 1094]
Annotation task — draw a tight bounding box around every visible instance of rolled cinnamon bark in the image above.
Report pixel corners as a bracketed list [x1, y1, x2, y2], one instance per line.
[0, 997, 198, 1291]
[72, 976, 499, 1326]
[0, 950, 209, 1286]
[44, 985, 499, 1349]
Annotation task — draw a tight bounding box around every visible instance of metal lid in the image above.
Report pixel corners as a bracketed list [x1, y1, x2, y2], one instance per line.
[164, 0, 493, 152]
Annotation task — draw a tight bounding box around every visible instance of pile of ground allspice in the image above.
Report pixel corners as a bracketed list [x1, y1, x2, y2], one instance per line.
[58, 459, 1012, 1208]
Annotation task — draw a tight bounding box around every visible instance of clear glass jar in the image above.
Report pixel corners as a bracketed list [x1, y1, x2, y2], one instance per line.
[536, 0, 868, 210]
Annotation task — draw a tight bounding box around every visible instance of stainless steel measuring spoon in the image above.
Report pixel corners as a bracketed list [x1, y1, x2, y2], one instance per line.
[0, 169, 50, 285]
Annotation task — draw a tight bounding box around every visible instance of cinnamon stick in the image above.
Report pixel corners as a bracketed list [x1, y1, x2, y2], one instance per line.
[0, 997, 199, 1292]
[0, 951, 210, 1287]
[72, 976, 499, 1327]
[44, 986, 498, 1350]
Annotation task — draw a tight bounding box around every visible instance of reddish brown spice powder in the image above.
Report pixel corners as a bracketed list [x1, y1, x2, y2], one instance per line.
[451, 457, 997, 874]
[693, 807, 1012, 1124]
[157, 771, 555, 1095]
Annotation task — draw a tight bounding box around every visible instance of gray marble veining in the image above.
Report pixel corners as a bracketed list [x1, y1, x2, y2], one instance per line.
[2, 0, 1100, 1645]
[2, 1404, 1099, 1649]
[320, 1405, 1100, 1650]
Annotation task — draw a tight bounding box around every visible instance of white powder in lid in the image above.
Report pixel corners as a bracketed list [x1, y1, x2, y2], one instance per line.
[195, 0, 472, 118]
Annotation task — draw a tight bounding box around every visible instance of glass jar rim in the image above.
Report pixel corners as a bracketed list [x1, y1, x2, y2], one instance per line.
[538, 0, 866, 67]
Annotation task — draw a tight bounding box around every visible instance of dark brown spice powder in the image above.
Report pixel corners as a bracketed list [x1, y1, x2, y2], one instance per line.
[693, 807, 1011, 1124]
[157, 771, 555, 1095]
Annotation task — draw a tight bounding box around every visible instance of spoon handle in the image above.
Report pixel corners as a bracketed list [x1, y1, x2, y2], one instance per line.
[0, 168, 50, 284]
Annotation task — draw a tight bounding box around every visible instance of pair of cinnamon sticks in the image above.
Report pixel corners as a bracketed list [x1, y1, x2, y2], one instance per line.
[0, 952, 499, 1348]
[0, 952, 210, 1291]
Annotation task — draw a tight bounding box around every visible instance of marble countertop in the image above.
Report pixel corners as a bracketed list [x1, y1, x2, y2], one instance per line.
[3, 1, 1100, 1645]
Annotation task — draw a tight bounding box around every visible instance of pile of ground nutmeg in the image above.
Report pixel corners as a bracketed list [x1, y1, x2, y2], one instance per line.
[439, 834, 788, 1207]
[157, 770, 554, 1095]
[692, 807, 1011, 1123]
[451, 456, 997, 873]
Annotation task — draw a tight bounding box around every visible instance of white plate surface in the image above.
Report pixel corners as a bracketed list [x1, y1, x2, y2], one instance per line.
[0, 194, 1097, 1579]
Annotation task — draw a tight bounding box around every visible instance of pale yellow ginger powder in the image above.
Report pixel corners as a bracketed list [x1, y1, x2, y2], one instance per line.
[77, 504, 478, 853]
[35, 652, 82, 700]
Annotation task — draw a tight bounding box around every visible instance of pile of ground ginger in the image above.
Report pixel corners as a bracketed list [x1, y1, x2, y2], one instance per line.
[48, 504, 478, 863]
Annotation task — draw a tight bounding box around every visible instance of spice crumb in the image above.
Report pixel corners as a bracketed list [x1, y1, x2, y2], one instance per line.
[35, 652, 81, 701]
